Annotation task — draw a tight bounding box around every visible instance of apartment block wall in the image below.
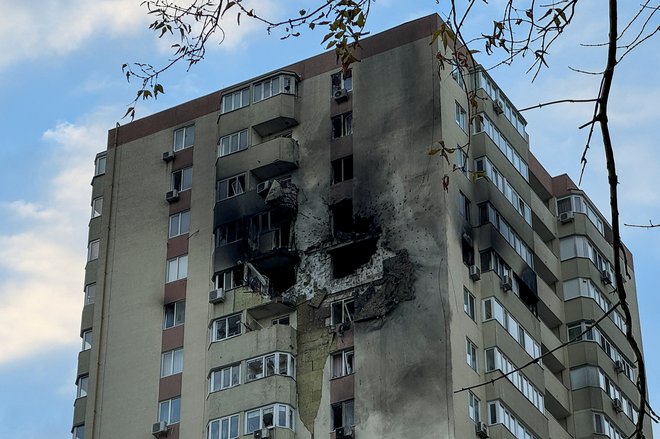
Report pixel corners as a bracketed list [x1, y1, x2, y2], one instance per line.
[71, 13, 651, 439]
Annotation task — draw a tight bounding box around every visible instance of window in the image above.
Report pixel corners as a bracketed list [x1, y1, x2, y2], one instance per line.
[91, 197, 103, 218]
[166, 255, 188, 282]
[76, 375, 88, 398]
[222, 88, 250, 113]
[158, 397, 181, 425]
[457, 148, 468, 176]
[87, 240, 100, 262]
[272, 315, 290, 325]
[564, 278, 627, 334]
[484, 347, 545, 412]
[173, 125, 195, 151]
[246, 352, 296, 381]
[466, 338, 478, 372]
[164, 300, 185, 328]
[331, 299, 354, 325]
[473, 113, 528, 180]
[245, 404, 295, 434]
[84, 283, 96, 305]
[331, 69, 353, 93]
[331, 112, 353, 139]
[482, 297, 541, 359]
[72, 425, 85, 439]
[455, 102, 467, 131]
[214, 266, 244, 292]
[459, 192, 471, 223]
[81, 330, 92, 351]
[464, 288, 475, 320]
[161, 348, 184, 377]
[212, 313, 242, 342]
[468, 392, 480, 422]
[218, 129, 249, 157]
[169, 210, 190, 238]
[451, 63, 466, 90]
[216, 221, 246, 246]
[479, 203, 534, 267]
[331, 400, 354, 430]
[331, 156, 353, 184]
[487, 400, 539, 439]
[253, 74, 296, 102]
[209, 414, 240, 439]
[171, 167, 192, 191]
[210, 364, 240, 392]
[217, 173, 247, 200]
[474, 156, 532, 224]
[332, 349, 354, 378]
[594, 412, 625, 439]
[94, 154, 106, 176]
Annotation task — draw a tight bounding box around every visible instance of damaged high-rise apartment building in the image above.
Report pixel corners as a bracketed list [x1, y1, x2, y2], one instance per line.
[71, 14, 652, 439]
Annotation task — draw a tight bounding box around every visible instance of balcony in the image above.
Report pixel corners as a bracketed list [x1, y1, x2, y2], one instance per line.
[544, 368, 571, 419]
[214, 191, 265, 226]
[216, 137, 299, 181]
[208, 323, 296, 368]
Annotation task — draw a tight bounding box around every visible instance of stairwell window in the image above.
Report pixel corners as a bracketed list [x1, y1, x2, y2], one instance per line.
[166, 255, 188, 283]
[87, 240, 100, 261]
[91, 197, 103, 218]
[455, 102, 467, 131]
[172, 167, 192, 191]
[331, 69, 353, 93]
[169, 210, 190, 238]
[161, 348, 184, 377]
[217, 173, 246, 200]
[173, 125, 195, 151]
[84, 283, 96, 305]
[331, 400, 354, 431]
[331, 156, 353, 184]
[158, 396, 181, 425]
[82, 330, 92, 351]
[163, 300, 185, 328]
[76, 375, 89, 398]
[332, 112, 353, 139]
[332, 349, 354, 378]
[94, 154, 106, 176]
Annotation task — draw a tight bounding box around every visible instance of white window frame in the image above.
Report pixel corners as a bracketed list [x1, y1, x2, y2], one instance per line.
[468, 391, 480, 422]
[91, 197, 103, 219]
[221, 88, 250, 114]
[214, 266, 244, 293]
[76, 375, 89, 398]
[72, 425, 85, 439]
[81, 330, 92, 351]
[211, 313, 242, 342]
[210, 363, 241, 393]
[217, 173, 247, 200]
[272, 315, 290, 325]
[161, 348, 184, 377]
[94, 154, 106, 176]
[466, 338, 478, 372]
[218, 129, 249, 157]
[331, 399, 355, 430]
[331, 349, 354, 378]
[208, 413, 240, 439]
[455, 102, 467, 131]
[84, 283, 96, 305]
[158, 397, 181, 425]
[87, 240, 100, 262]
[253, 74, 296, 103]
[173, 125, 195, 151]
[246, 352, 296, 382]
[457, 147, 468, 176]
[464, 288, 475, 320]
[164, 300, 185, 329]
[330, 298, 354, 325]
[245, 403, 295, 434]
[169, 210, 190, 238]
[166, 255, 188, 283]
[331, 69, 353, 93]
[171, 167, 193, 192]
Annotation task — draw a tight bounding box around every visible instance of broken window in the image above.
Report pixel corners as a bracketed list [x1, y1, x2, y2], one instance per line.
[331, 112, 353, 139]
[331, 199, 353, 235]
[331, 299, 354, 325]
[459, 192, 471, 222]
[172, 167, 193, 191]
[212, 313, 242, 342]
[331, 156, 353, 184]
[214, 266, 244, 292]
[217, 173, 246, 200]
[216, 221, 246, 247]
[331, 69, 353, 94]
[331, 399, 355, 430]
[246, 352, 295, 382]
[332, 349, 354, 378]
[272, 315, 290, 326]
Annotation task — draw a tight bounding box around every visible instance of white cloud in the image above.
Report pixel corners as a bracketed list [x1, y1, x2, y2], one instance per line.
[0, 0, 147, 70]
[0, 110, 112, 365]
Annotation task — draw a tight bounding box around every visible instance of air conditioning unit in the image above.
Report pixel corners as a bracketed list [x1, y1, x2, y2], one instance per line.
[469, 265, 481, 281]
[162, 151, 175, 162]
[601, 270, 613, 285]
[209, 289, 226, 304]
[335, 426, 353, 439]
[493, 102, 504, 115]
[614, 360, 624, 374]
[152, 421, 168, 437]
[166, 189, 180, 203]
[558, 211, 575, 223]
[253, 428, 272, 439]
[333, 88, 349, 102]
[612, 398, 623, 413]
[502, 275, 513, 292]
[256, 180, 272, 196]
[475, 422, 489, 438]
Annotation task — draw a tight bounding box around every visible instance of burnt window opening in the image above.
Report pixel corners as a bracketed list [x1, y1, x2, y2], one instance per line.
[331, 299, 354, 325]
[331, 400, 355, 430]
[459, 191, 471, 223]
[331, 156, 353, 185]
[331, 237, 378, 278]
[331, 69, 353, 94]
[215, 221, 246, 247]
[332, 112, 353, 139]
[331, 199, 353, 236]
[462, 235, 474, 266]
[214, 266, 244, 292]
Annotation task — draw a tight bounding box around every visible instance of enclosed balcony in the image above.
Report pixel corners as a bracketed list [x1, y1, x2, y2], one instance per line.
[216, 137, 299, 181]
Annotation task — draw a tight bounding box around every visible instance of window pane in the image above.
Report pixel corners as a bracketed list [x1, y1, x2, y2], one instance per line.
[184, 126, 195, 147]
[170, 397, 180, 423]
[246, 410, 260, 433]
[227, 314, 241, 337]
[279, 354, 288, 375]
[182, 168, 193, 190]
[247, 358, 263, 381]
[266, 354, 275, 376]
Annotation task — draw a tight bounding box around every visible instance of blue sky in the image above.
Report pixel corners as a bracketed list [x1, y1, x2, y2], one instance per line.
[0, 1, 657, 437]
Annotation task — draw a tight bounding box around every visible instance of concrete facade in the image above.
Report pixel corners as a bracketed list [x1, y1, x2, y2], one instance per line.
[71, 14, 651, 439]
